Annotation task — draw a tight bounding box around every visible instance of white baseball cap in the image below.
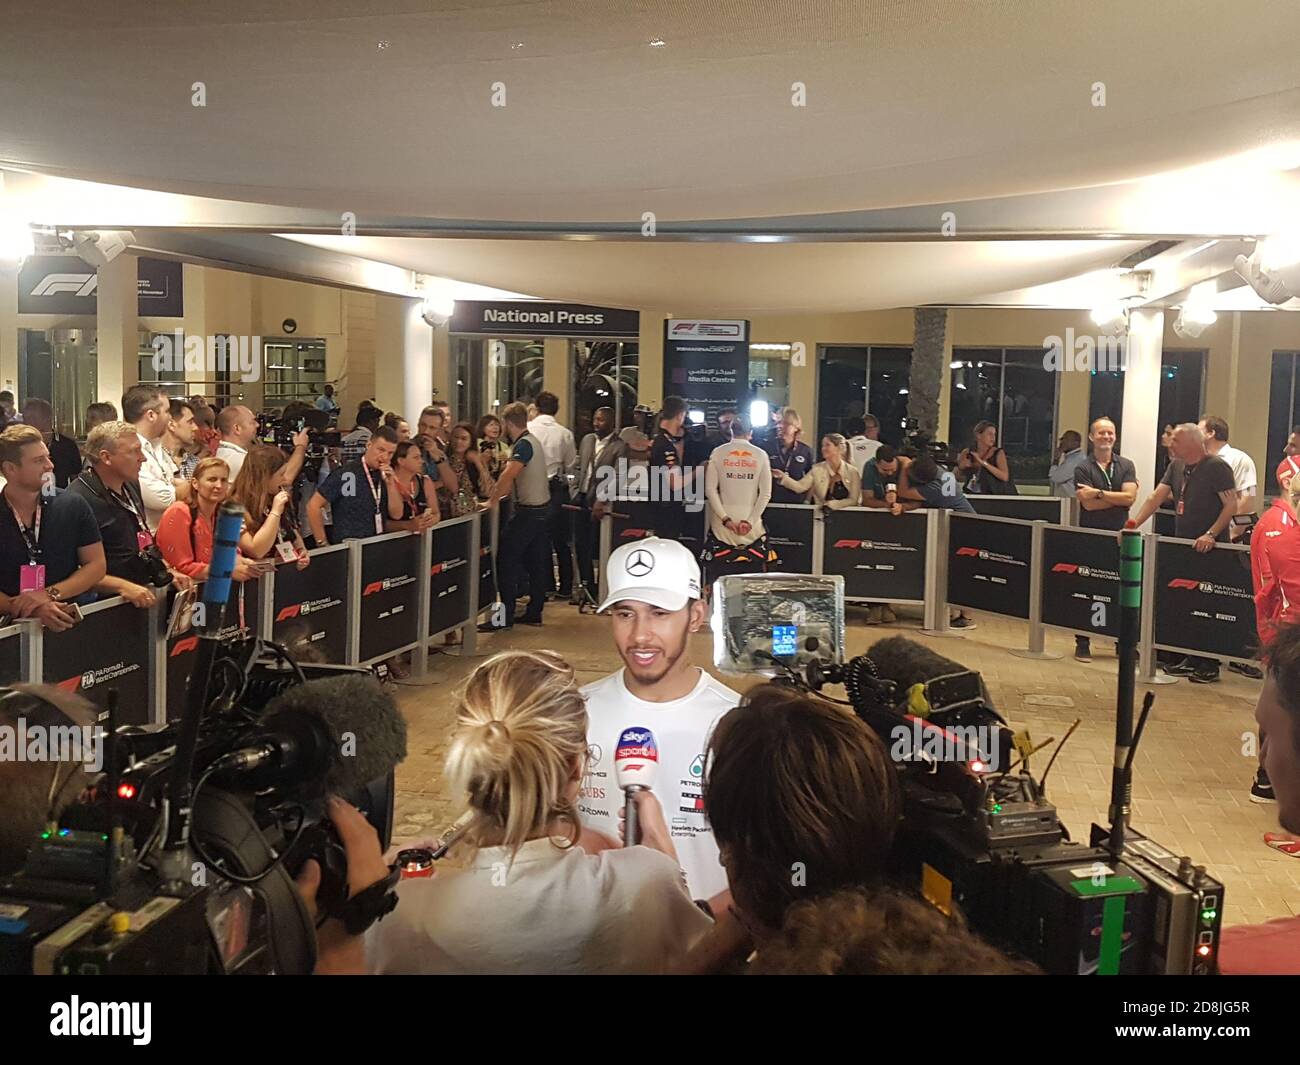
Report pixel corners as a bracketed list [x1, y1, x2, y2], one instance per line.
[598, 537, 701, 613]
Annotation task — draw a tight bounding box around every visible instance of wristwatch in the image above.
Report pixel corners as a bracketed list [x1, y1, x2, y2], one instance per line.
[46, 585, 63, 602]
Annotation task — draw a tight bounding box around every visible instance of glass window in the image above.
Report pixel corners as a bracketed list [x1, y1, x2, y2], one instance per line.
[19, 327, 99, 437]
[490, 338, 544, 413]
[452, 336, 486, 425]
[817, 345, 911, 446]
[571, 340, 639, 439]
[747, 343, 792, 430]
[1087, 368, 1125, 443]
[1266, 351, 1299, 473]
[1155, 349, 1205, 483]
[949, 347, 1058, 483]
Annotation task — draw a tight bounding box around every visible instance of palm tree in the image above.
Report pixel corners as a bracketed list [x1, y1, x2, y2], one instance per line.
[908, 308, 947, 435]
[572, 341, 639, 436]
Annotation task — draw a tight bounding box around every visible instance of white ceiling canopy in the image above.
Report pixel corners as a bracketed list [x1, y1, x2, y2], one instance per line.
[2, 0, 1300, 225]
[280, 234, 1146, 315]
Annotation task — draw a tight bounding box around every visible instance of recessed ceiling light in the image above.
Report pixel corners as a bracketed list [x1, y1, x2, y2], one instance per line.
[648, 37, 666, 47]
[377, 40, 390, 50]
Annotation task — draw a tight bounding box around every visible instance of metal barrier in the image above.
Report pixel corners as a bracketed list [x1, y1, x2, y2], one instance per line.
[0, 515, 493, 724]
[593, 494, 1260, 676]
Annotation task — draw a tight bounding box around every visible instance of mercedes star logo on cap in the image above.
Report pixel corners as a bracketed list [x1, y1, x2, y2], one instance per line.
[625, 548, 655, 577]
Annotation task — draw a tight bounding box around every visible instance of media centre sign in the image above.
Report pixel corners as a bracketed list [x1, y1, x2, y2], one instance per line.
[449, 300, 640, 338]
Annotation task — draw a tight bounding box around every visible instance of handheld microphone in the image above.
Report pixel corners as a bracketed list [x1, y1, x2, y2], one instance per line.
[164, 502, 247, 853]
[614, 726, 658, 847]
[213, 674, 408, 797]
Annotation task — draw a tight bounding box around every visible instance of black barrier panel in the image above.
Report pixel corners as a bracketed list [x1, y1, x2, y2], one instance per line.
[430, 521, 472, 636]
[968, 495, 1064, 522]
[1153, 510, 1177, 537]
[0, 631, 21, 686]
[822, 509, 927, 600]
[477, 510, 495, 614]
[166, 580, 262, 721]
[272, 551, 349, 667]
[359, 535, 421, 663]
[1041, 527, 1121, 638]
[947, 516, 1032, 618]
[609, 498, 706, 554]
[1154, 540, 1258, 661]
[45, 602, 151, 723]
[764, 505, 815, 574]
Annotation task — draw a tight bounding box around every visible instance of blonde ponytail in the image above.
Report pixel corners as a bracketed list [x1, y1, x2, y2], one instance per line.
[444, 650, 588, 861]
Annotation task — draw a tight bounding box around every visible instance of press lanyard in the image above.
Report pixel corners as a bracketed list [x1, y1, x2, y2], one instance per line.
[8, 493, 41, 564]
[367, 465, 385, 534]
[776, 445, 798, 475]
[1097, 459, 1113, 491]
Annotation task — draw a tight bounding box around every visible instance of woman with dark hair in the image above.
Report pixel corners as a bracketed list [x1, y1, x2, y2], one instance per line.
[956, 420, 1016, 495]
[672, 683, 1027, 974]
[230, 444, 309, 568]
[383, 412, 411, 442]
[385, 440, 440, 526]
[440, 422, 493, 517]
[477, 414, 509, 479]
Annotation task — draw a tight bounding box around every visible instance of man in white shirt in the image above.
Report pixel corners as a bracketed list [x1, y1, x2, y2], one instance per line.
[702, 416, 772, 585]
[140, 398, 200, 529]
[580, 537, 740, 905]
[1201, 413, 1263, 679]
[214, 403, 259, 483]
[1200, 415, 1258, 529]
[124, 385, 189, 531]
[845, 415, 882, 473]
[528, 391, 579, 598]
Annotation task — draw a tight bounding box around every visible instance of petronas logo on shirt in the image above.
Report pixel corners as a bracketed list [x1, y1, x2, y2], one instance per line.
[689, 754, 704, 778]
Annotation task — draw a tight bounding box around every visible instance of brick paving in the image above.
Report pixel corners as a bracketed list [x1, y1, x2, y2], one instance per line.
[389, 602, 1298, 928]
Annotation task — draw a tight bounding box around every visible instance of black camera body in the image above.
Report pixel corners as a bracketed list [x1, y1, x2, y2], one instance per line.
[901, 418, 952, 467]
[0, 638, 394, 975]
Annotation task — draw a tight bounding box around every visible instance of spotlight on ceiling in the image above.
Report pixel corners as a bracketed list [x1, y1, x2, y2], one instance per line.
[72, 229, 135, 268]
[1089, 303, 1129, 337]
[1233, 238, 1300, 305]
[0, 212, 34, 263]
[420, 292, 455, 328]
[1172, 305, 1217, 339]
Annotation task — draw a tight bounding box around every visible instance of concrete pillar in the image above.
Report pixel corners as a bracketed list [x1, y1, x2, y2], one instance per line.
[431, 320, 450, 413]
[95, 252, 138, 408]
[1123, 308, 1166, 519]
[374, 296, 433, 423]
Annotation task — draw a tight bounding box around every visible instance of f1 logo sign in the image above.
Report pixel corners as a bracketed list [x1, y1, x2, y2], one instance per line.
[170, 635, 199, 657]
[1052, 563, 1079, 573]
[275, 604, 302, 622]
[1167, 578, 1200, 590]
[30, 272, 98, 298]
[955, 547, 980, 557]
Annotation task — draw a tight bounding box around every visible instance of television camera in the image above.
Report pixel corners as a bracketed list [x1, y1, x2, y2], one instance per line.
[0, 504, 405, 975]
[713, 549, 1225, 975]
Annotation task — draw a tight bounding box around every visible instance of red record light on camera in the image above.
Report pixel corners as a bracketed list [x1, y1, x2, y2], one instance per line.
[116, 783, 137, 800]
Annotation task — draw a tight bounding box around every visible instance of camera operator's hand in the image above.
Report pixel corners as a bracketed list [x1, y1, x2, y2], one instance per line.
[292, 429, 310, 450]
[618, 789, 678, 863]
[294, 797, 391, 975]
[121, 582, 157, 609]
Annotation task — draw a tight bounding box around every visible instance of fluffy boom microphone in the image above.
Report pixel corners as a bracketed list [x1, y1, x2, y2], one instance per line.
[215, 674, 408, 796]
[864, 636, 997, 717]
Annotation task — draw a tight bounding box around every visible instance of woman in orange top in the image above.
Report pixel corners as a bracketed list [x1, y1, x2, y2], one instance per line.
[156, 456, 259, 581]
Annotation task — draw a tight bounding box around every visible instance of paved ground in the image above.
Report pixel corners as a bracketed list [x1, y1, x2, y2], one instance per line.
[389, 602, 1297, 928]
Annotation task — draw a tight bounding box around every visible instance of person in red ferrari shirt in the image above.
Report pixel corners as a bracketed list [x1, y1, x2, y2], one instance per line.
[1247, 456, 1300, 844]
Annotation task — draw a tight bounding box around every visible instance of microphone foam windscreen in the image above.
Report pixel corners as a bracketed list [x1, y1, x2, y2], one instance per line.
[865, 636, 993, 708]
[263, 674, 407, 792]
